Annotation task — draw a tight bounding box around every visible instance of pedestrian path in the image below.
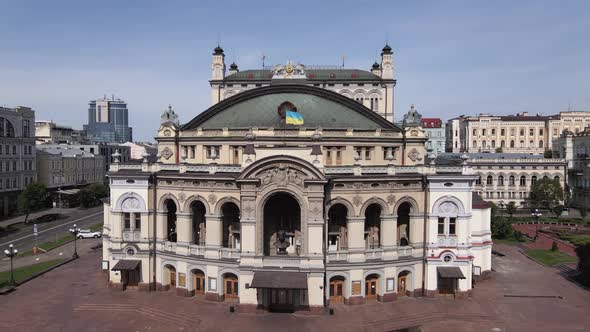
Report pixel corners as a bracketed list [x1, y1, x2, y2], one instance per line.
[0, 238, 100, 272]
[0, 206, 102, 228]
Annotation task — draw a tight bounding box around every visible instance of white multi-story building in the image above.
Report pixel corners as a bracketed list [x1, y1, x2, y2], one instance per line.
[446, 111, 590, 154]
[101, 48, 491, 313]
[553, 129, 590, 207]
[438, 153, 567, 208]
[36, 146, 105, 189]
[0, 106, 36, 218]
[421, 118, 445, 155]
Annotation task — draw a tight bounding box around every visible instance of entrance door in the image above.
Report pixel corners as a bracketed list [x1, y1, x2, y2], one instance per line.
[269, 289, 294, 311]
[193, 272, 205, 295]
[124, 270, 139, 287]
[398, 275, 407, 295]
[329, 279, 345, 303]
[365, 277, 378, 300]
[224, 276, 239, 301]
[438, 277, 456, 295]
[169, 270, 176, 287]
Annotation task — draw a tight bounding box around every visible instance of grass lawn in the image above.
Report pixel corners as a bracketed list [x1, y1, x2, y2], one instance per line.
[0, 259, 66, 288]
[20, 234, 74, 257]
[89, 222, 103, 232]
[526, 249, 577, 266]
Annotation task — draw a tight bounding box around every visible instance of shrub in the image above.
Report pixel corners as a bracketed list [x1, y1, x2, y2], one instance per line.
[551, 241, 558, 251]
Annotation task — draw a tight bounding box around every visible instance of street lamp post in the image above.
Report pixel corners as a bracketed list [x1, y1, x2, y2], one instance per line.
[499, 201, 505, 219]
[531, 209, 542, 239]
[69, 224, 81, 258]
[4, 244, 18, 286]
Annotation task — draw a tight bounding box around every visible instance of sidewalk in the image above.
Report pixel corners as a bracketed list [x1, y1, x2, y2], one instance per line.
[0, 206, 102, 228]
[0, 237, 101, 272]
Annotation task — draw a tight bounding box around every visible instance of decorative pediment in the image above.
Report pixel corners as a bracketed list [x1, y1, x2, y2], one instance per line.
[238, 155, 327, 186]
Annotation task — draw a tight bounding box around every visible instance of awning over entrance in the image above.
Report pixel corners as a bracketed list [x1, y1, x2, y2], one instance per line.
[111, 260, 141, 271]
[437, 266, 466, 279]
[250, 271, 308, 289]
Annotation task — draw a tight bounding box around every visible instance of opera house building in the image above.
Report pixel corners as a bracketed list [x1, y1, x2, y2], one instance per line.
[102, 47, 491, 313]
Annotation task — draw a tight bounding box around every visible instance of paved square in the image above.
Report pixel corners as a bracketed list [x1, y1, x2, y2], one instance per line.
[0, 243, 588, 332]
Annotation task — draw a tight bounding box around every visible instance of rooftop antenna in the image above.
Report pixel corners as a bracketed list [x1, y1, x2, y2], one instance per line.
[262, 54, 266, 68]
[341, 54, 346, 68]
[567, 101, 573, 112]
[217, 32, 220, 47]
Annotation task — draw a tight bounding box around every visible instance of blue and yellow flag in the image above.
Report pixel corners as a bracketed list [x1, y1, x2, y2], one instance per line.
[285, 110, 304, 125]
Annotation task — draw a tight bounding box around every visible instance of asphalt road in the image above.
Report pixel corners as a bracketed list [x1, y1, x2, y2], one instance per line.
[0, 207, 104, 253]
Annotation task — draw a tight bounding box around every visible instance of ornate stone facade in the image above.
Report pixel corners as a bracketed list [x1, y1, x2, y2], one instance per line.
[103, 76, 491, 313]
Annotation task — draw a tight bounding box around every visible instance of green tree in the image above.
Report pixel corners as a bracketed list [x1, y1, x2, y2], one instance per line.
[18, 182, 48, 223]
[87, 183, 108, 199]
[544, 149, 553, 158]
[529, 178, 564, 211]
[78, 188, 97, 208]
[491, 216, 513, 239]
[495, 147, 503, 153]
[506, 202, 518, 219]
[551, 241, 558, 251]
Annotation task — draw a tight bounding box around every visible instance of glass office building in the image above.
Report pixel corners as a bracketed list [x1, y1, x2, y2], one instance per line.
[84, 97, 132, 143]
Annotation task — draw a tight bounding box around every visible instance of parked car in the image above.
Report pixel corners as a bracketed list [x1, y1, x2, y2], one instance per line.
[77, 229, 102, 239]
[34, 213, 62, 223]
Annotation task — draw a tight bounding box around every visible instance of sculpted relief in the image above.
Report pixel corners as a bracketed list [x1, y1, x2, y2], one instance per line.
[259, 166, 306, 188]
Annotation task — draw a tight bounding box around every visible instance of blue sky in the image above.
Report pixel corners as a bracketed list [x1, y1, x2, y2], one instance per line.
[1, 0, 589, 141]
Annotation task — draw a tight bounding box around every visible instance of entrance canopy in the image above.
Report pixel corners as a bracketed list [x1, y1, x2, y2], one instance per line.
[250, 271, 308, 289]
[111, 260, 141, 271]
[437, 266, 466, 279]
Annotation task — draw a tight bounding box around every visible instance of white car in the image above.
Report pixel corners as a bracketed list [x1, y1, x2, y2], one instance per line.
[77, 229, 102, 239]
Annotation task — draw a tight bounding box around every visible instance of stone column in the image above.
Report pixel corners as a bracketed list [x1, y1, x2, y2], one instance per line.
[176, 212, 192, 244]
[156, 211, 168, 241]
[381, 214, 396, 260]
[409, 214, 423, 245]
[205, 214, 222, 259]
[347, 216, 365, 262]
[111, 212, 122, 240]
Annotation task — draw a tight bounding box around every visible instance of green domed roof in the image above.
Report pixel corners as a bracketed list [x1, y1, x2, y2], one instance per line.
[182, 85, 398, 131]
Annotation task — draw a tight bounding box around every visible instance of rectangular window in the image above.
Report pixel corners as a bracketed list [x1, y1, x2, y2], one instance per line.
[449, 218, 456, 235]
[482, 129, 486, 136]
[539, 129, 543, 136]
[335, 148, 342, 165]
[325, 149, 332, 166]
[520, 129, 524, 136]
[365, 148, 372, 160]
[124, 213, 131, 229]
[23, 120, 30, 138]
[438, 217, 445, 235]
[134, 213, 141, 229]
[491, 129, 496, 135]
[12, 146, 16, 155]
[12, 161, 16, 171]
[529, 128, 534, 136]
[473, 129, 477, 136]
[206, 146, 220, 159]
[190, 146, 196, 159]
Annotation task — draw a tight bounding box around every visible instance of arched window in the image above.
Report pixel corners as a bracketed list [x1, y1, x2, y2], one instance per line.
[482, 140, 487, 149]
[1, 118, 15, 138]
[531, 176, 538, 185]
[501, 140, 505, 148]
[529, 140, 534, 147]
[509, 176, 515, 186]
[539, 140, 544, 148]
[491, 140, 496, 148]
[554, 176, 560, 182]
[472, 140, 477, 148]
[486, 175, 493, 185]
[520, 176, 526, 186]
[510, 140, 515, 148]
[498, 176, 504, 186]
[475, 176, 482, 185]
[519, 140, 525, 148]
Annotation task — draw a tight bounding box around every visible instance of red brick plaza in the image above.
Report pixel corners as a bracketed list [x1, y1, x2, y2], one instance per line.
[0, 243, 588, 332]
